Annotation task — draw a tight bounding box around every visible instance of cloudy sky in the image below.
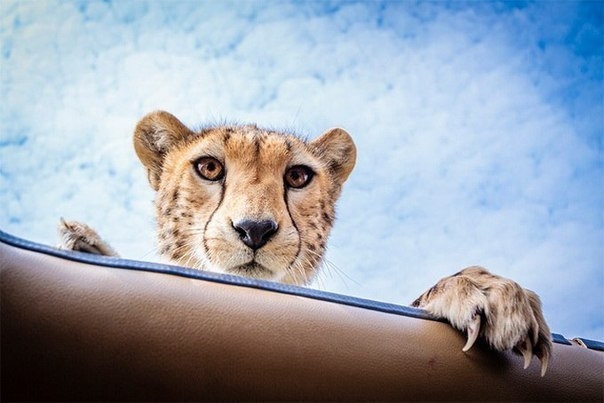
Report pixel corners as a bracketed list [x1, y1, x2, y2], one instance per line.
[1, 0, 602, 340]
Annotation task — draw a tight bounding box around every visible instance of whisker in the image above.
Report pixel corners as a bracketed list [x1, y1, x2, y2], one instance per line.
[139, 247, 159, 261]
[304, 248, 359, 290]
[289, 257, 309, 286]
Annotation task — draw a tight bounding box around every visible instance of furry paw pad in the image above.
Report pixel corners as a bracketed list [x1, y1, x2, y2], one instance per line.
[57, 218, 119, 257]
[413, 266, 552, 376]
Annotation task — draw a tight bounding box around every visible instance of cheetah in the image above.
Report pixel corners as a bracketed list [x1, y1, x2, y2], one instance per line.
[59, 110, 551, 375]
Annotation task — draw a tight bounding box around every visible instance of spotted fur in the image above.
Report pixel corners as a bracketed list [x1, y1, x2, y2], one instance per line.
[132, 111, 355, 284]
[412, 266, 551, 375]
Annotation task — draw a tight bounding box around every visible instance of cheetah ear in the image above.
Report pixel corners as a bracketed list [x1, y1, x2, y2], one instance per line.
[310, 128, 357, 184]
[133, 110, 195, 191]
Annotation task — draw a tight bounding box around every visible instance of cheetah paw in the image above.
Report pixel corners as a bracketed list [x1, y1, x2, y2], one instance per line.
[412, 266, 552, 376]
[57, 218, 119, 257]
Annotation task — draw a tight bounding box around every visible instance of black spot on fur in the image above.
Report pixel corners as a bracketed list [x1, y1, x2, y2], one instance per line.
[284, 138, 293, 153]
[253, 136, 261, 159]
[426, 285, 438, 298]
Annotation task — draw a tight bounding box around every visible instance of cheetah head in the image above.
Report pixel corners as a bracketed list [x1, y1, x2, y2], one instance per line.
[133, 111, 356, 285]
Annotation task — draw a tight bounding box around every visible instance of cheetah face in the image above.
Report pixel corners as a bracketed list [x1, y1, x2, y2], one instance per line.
[133, 111, 356, 285]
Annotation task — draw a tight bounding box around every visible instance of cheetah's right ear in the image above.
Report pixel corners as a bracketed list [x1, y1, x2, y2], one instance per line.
[133, 111, 195, 191]
[310, 128, 357, 184]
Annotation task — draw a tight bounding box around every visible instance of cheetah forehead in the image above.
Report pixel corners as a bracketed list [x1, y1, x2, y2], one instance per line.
[175, 125, 320, 170]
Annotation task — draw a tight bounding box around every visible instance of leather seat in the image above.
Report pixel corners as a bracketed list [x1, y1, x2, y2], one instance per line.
[1, 230, 602, 401]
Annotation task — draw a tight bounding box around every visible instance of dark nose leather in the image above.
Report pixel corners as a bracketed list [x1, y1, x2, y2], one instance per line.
[233, 219, 278, 250]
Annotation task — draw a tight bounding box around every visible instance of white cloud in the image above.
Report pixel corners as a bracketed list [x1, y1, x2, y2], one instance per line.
[1, 0, 602, 340]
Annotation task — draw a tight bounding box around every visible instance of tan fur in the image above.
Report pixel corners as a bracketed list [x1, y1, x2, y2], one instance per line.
[58, 110, 551, 374]
[57, 218, 119, 257]
[130, 111, 355, 284]
[412, 266, 551, 375]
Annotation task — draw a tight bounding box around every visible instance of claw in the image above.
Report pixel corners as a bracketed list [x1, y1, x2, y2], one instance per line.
[531, 322, 539, 346]
[518, 338, 533, 369]
[539, 352, 549, 377]
[462, 314, 481, 352]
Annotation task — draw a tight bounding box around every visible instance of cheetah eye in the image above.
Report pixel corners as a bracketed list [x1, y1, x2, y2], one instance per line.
[284, 165, 314, 189]
[194, 157, 224, 181]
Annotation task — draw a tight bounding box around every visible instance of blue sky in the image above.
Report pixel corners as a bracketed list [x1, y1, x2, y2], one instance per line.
[1, 0, 602, 340]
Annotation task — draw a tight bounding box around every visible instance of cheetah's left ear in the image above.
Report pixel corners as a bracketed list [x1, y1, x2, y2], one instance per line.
[133, 111, 196, 191]
[310, 128, 357, 184]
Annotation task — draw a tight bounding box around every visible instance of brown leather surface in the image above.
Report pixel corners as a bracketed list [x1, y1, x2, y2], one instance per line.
[1, 239, 603, 401]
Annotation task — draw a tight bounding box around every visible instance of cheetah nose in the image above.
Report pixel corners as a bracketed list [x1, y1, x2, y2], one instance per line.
[233, 219, 278, 250]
